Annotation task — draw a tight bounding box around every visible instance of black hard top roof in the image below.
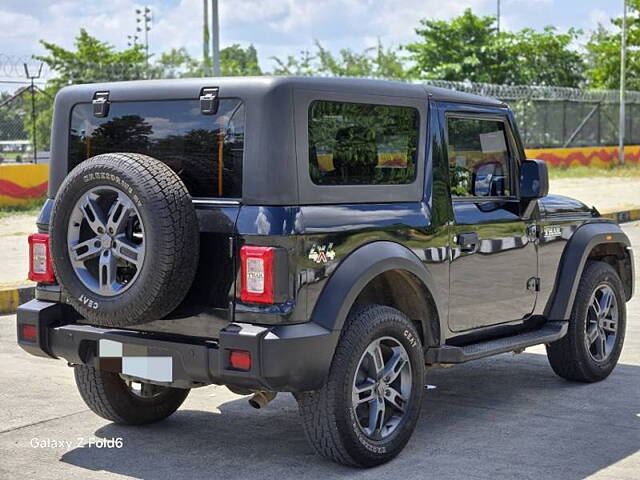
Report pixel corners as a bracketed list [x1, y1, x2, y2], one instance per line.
[57, 75, 505, 107]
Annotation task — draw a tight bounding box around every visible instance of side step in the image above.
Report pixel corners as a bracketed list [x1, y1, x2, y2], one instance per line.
[426, 321, 568, 364]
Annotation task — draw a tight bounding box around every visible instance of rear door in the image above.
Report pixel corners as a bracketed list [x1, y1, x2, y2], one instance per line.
[69, 95, 246, 336]
[443, 109, 537, 332]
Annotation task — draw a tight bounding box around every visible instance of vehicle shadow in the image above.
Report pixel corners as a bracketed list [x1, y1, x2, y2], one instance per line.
[61, 351, 640, 480]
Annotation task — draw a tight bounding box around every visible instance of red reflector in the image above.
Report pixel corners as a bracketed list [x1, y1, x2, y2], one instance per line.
[21, 324, 38, 341]
[28, 233, 55, 283]
[240, 246, 274, 304]
[228, 349, 252, 371]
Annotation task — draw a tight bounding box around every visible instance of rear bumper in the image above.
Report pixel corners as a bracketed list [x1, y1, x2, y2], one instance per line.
[17, 299, 338, 392]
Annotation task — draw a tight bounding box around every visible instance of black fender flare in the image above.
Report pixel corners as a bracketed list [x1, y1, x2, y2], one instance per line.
[310, 240, 445, 338]
[545, 222, 633, 321]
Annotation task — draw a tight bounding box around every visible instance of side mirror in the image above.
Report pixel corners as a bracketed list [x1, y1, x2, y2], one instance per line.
[520, 159, 549, 199]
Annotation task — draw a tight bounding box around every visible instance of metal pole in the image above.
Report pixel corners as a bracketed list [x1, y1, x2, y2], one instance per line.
[144, 11, 149, 68]
[203, 0, 210, 76]
[211, 0, 221, 76]
[31, 77, 37, 164]
[619, 0, 627, 165]
[136, 7, 152, 77]
[497, 0, 501, 34]
[23, 63, 42, 164]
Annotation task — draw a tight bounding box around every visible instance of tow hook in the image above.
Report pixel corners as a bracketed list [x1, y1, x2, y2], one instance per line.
[248, 391, 277, 409]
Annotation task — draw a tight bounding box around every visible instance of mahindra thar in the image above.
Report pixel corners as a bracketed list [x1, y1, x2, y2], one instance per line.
[17, 77, 634, 467]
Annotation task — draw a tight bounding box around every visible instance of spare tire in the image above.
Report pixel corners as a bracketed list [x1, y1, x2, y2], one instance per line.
[49, 152, 199, 327]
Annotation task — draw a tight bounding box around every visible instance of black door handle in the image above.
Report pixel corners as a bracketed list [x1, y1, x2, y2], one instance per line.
[456, 232, 479, 252]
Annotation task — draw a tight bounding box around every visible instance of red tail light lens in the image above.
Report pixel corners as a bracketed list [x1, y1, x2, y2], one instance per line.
[20, 324, 38, 342]
[228, 349, 252, 371]
[240, 246, 274, 304]
[28, 233, 55, 283]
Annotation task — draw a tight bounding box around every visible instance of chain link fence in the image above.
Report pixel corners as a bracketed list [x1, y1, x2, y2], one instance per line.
[424, 80, 639, 149]
[1, 87, 30, 162]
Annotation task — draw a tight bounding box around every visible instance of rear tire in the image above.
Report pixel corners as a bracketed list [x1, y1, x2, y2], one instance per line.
[74, 365, 190, 425]
[546, 261, 626, 382]
[296, 304, 424, 467]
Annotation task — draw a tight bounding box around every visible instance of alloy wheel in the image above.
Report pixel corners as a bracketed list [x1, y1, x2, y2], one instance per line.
[585, 284, 619, 362]
[67, 186, 145, 296]
[351, 336, 412, 441]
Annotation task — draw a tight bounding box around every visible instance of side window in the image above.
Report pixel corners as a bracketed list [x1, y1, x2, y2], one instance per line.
[446, 116, 512, 198]
[308, 100, 419, 186]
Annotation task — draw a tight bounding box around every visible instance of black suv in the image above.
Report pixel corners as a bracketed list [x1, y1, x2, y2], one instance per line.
[18, 77, 634, 467]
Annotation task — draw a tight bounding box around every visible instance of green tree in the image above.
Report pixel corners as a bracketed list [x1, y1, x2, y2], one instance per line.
[154, 47, 202, 78]
[406, 8, 584, 86]
[585, 1, 640, 90]
[37, 29, 148, 88]
[220, 44, 262, 76]
[272, 40, 409, 80]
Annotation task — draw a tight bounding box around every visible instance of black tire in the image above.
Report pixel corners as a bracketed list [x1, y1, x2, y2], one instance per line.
[74, 365, 190, 425]
[546, 261, 626, 382]
[297, 304, 424, 468]
[50, 153, 199, 327]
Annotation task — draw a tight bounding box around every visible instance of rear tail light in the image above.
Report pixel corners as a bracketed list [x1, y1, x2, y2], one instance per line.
[228, 349, 252, 371]
[20, 324, 38, 342]
[240, 246, 275, 304]
[28, 233, 55, 283]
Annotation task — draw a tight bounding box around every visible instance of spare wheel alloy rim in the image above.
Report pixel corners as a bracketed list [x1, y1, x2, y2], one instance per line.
[67, 185, 146, 297]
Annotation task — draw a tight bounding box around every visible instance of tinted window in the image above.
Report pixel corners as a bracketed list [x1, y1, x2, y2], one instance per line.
[69, 99, 245, 198]
[308, 101, 419, 186]
[447, 117, 511, 197]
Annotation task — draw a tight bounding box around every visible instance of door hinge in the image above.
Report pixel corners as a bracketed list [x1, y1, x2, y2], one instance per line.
[527, 277, 540, 292]
[200, 87, 219, 115]
[92, 91, 110, 118]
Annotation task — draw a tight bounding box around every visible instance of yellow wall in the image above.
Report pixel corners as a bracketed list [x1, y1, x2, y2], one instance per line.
[0, 164, 48, 207]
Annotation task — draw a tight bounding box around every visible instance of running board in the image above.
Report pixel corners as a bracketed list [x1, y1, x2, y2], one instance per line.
[426, 321, 568, 364]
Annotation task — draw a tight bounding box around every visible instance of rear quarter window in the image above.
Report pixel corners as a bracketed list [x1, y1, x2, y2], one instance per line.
[69, 99, 245, 198]
[308, 100, 419, 186]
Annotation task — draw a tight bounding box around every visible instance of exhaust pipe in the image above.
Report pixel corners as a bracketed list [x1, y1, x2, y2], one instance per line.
[248, 391, 277, 409]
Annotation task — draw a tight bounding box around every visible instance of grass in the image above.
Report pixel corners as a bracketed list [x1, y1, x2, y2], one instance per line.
[548, 164, 640, 179]
[0, 198, 45, 220]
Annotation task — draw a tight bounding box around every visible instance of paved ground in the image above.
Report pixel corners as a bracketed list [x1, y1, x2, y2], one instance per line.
[0, 222, 638, 479]
[550, 177, 640, 212]
[0, 212, 35, 284]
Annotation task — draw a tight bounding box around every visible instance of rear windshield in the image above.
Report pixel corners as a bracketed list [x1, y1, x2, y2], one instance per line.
[69, 99, 245, 198]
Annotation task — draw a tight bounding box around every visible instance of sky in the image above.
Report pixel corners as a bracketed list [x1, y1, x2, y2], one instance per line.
[0, 0, 623, 85]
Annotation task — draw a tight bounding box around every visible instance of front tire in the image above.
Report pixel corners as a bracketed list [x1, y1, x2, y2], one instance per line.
[74, 365, 190, 425]
[546, 261, 626, 382]
[297, 304, 424, 467]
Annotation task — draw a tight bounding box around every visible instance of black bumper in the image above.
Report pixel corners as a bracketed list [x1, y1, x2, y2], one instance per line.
[17, 299, 338, 392]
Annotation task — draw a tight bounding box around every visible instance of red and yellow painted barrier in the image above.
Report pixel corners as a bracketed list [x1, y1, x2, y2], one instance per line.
[0, 164, 48, 207]
[525, 145, 640, 169]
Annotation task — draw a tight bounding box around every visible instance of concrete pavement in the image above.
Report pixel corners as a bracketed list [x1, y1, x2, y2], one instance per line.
[1, 222, 639, 480]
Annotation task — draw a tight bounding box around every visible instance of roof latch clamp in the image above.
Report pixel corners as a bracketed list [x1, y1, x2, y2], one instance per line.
[200, 87, 219, 115]
[92, 91, 110, 118]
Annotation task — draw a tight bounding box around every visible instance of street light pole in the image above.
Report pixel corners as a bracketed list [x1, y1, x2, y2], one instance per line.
[619, 0, 627, 165]
[497, 0, 501, 34]
[136, 7, 152, 76]
[211, 0, 221, 76]
[203, 0, 211, 76]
